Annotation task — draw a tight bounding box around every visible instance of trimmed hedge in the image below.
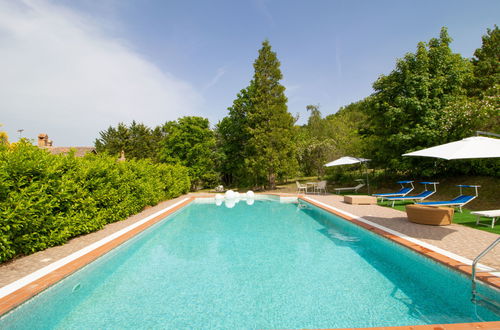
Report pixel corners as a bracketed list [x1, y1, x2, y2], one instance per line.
[0, 142, 190, 262]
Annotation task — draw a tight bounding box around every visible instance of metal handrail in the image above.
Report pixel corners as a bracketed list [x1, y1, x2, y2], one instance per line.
[471, 237, 500, 301]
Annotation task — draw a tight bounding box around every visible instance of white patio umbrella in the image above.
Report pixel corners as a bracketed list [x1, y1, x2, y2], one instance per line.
[403, 136, 500, 160]
[324, 156, 371, 193]
[324, 156, 371, 166]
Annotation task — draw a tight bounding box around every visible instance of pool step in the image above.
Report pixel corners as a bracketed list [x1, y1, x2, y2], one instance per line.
[473, 292, 500, 315]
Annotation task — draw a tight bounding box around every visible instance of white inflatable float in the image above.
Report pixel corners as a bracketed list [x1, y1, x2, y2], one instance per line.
[215, 190, 254, 207]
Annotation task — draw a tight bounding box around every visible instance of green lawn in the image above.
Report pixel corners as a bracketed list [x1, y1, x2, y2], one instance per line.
[378, 200, 500, 235]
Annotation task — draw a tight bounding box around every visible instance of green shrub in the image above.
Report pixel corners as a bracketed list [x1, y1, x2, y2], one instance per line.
[0, 142, 190, 262]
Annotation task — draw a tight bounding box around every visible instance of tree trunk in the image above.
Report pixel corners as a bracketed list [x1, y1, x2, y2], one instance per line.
[268, 172, 276, 190]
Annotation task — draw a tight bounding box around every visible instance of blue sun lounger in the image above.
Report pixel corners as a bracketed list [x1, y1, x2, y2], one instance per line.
[372, 180, 414, 201]
[385, 182, 438, 207]
[418, 185, 480, 213]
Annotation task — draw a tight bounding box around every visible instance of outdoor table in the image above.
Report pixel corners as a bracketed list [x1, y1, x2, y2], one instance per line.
[306, 182, 318, 194]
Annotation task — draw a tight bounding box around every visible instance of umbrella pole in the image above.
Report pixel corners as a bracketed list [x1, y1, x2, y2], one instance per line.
[364, 163, 370, 194]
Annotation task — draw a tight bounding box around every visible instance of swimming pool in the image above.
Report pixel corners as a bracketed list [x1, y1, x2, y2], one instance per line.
[1, 198, 499, 329]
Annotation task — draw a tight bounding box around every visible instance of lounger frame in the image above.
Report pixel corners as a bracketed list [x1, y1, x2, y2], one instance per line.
[417, 185, 480, 213]
[373, 180, 414, 201]
[386, 182, 439, 207]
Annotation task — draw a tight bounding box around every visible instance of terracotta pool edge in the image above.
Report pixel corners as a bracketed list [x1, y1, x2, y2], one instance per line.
[331, 320, 500, 329]
[0, 197, 194, 317]
[299, 196, 500, 291]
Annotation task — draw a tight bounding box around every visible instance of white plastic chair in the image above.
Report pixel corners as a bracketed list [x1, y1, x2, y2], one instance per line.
[296, 181, 307, 194]
[315, 181, 327, 195]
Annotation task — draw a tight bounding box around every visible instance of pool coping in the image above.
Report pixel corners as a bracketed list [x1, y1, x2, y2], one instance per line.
[0, 193, 499, 329]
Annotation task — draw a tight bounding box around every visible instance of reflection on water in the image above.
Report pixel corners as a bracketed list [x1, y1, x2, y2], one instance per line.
[325, 229, 361, 242]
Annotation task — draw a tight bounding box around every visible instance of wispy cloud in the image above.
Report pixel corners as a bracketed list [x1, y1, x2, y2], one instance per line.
[254, 0, 274, 26]
[284, 84, 300, 95]
[202, 67, 226, 92]
[0, 0, 202, 145]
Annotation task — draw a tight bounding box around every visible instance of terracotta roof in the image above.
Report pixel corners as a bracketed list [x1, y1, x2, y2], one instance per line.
[40, 146, 96, 157]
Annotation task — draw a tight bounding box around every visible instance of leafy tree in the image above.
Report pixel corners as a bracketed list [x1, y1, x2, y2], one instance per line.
[0, 124, 8, 146]
[296, 102, 368, 178]
[324, 101, 367, 157]
[298, 137, 335, 177]
[216, 85, 254, 186]
[306, 104, 326, 137]
[95, 121, 162, 160]
[465, 25, 500, 135]
[159, 116, 218, 189]
[244, 40, 298, 188]
[296, 105, 334, 177]
[365, 27, 474, 171]
[469, 25, 499, 97]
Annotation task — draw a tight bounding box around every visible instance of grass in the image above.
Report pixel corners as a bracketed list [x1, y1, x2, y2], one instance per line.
[378, 200, 500, 235]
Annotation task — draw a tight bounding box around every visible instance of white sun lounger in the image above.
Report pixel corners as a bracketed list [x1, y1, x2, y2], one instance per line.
[471, 210, 500, 228]
[334, 179, 365, 194]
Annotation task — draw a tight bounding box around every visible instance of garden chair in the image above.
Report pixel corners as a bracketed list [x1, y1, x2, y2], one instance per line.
[314, 180, 327, 195]
[296, 181, 307, 194]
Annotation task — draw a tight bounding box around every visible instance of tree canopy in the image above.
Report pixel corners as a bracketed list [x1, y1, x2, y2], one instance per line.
[365, 27, 474, 170]
[94, 121, 162, 160]
[470, 25, 499, 98]
[159, 116, 218, 189]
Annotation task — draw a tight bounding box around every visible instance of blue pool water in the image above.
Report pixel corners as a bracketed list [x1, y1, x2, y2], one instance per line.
[1, 198, 499, 329]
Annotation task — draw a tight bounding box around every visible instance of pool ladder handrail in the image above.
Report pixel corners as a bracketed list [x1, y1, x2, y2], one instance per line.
[471, 237, 500, 312]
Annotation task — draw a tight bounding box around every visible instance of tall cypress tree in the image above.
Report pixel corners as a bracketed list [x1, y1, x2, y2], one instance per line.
[245, 40, 297, 189]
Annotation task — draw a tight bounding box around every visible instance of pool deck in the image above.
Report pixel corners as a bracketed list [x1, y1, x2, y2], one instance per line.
[0, 193, 499, 329]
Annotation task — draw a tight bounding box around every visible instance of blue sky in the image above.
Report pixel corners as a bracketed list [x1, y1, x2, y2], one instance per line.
[1, 0, 499, 145]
